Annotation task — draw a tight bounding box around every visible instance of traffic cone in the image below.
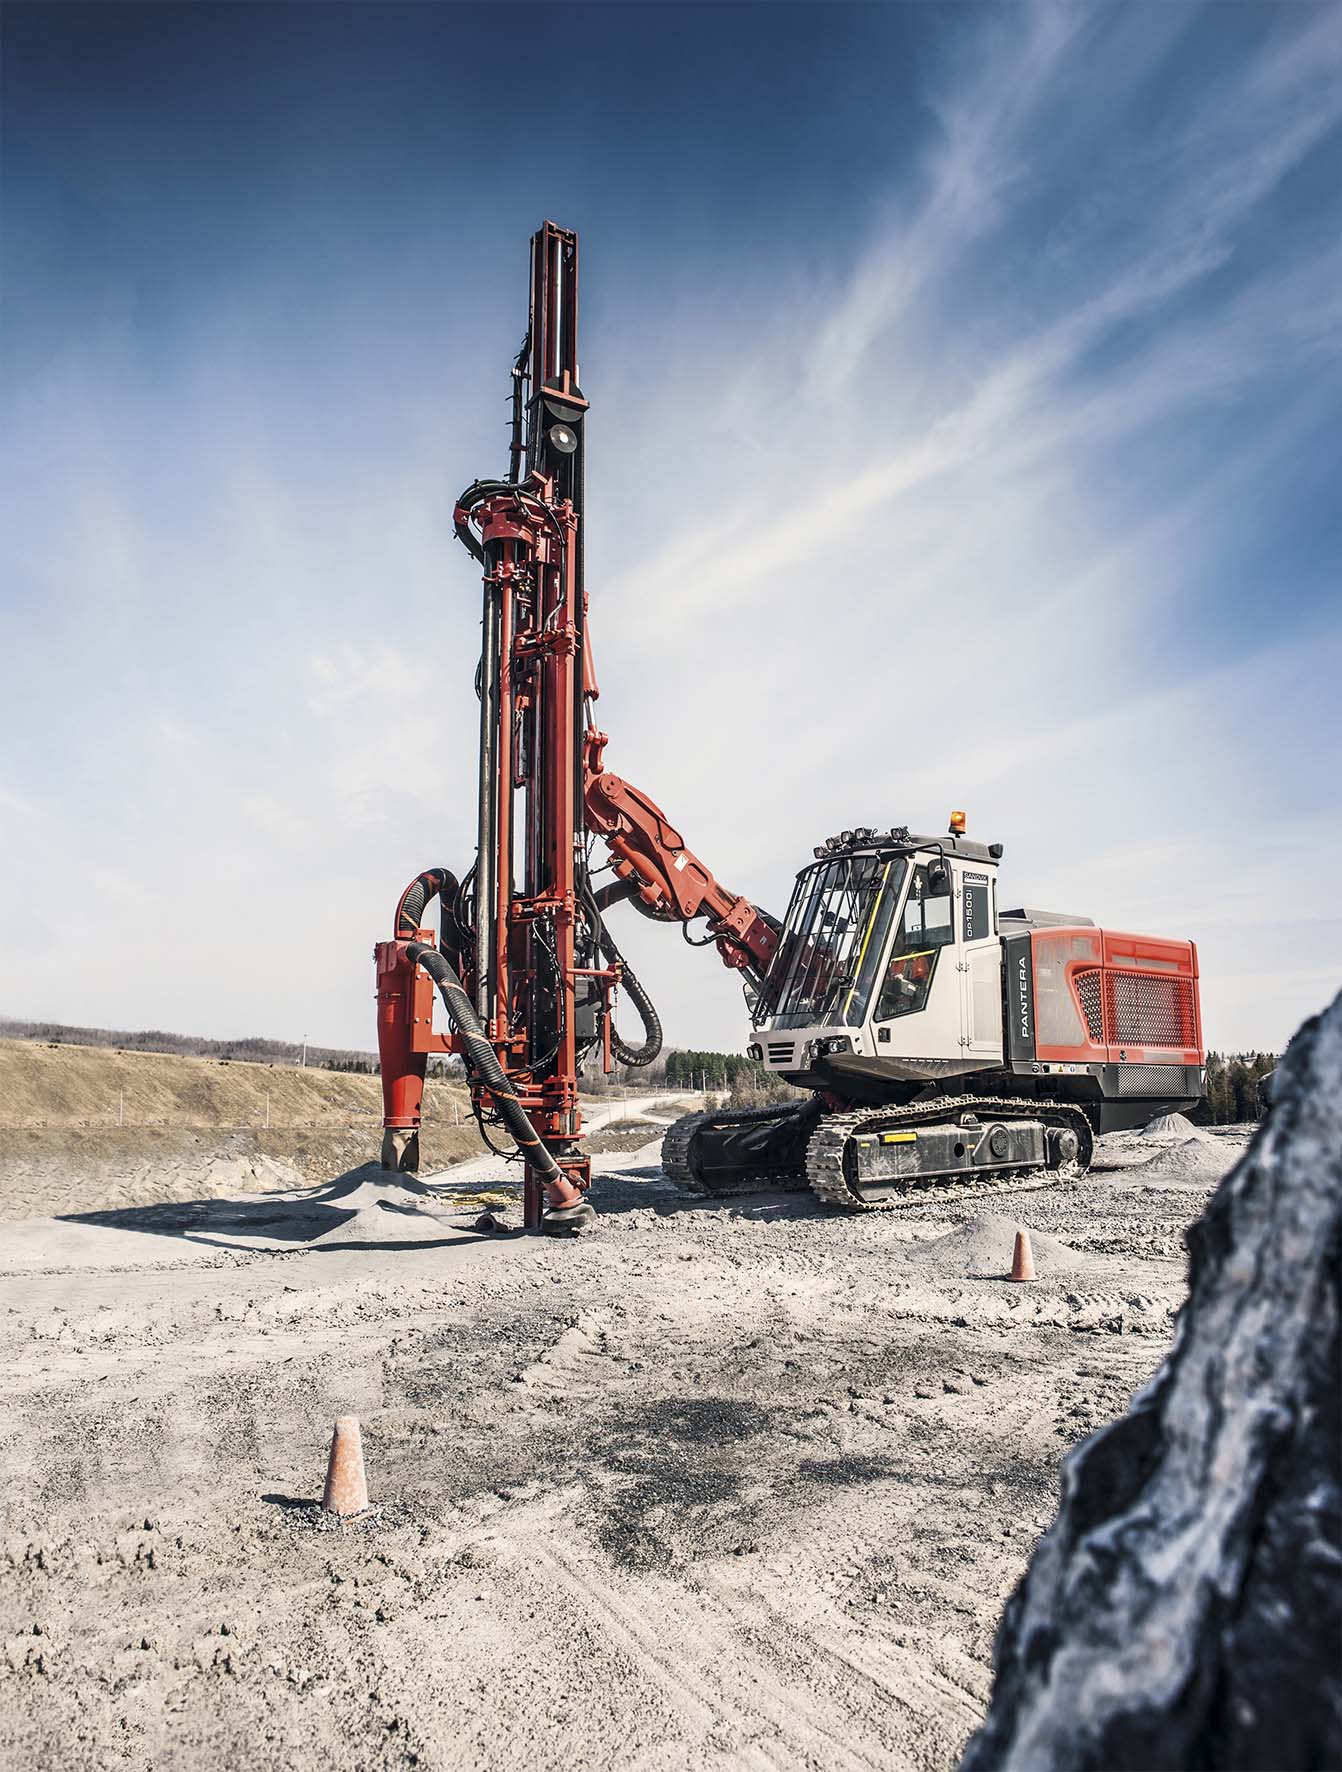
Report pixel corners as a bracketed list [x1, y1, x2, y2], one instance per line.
[321, 1416, 369, 1516]
[1009, 1228, 1037, 1283]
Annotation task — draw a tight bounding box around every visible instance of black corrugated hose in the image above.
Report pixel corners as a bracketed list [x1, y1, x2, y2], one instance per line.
[588, 877, 782, 1051]
[598, 923, 663, 1068]
[395, 866, 466, 968]
[585, 880, 662, 1068]
[403, 940, 564, 1190]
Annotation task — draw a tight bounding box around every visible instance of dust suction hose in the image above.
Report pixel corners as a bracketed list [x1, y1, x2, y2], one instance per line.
[402, 941, 564, 1190]
[395, 867, 462, 962]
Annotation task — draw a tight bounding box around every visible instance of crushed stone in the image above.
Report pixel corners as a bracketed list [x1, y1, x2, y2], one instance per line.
[903, 1211, 1093, 1277]
[1142, 1112, 1215, 1142]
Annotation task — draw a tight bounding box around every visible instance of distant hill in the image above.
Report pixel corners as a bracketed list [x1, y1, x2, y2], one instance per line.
[0, 1037, 485, 1219]
[0, 1017, 380, 1072]
[0, 1036, 471, 1133]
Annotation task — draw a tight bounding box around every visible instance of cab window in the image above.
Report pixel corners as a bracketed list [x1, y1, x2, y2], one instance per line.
[875, 863, 953, 1020]
[896, 868, 954, 954]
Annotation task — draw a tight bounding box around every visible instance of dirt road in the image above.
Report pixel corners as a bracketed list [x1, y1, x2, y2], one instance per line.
[0, 1123, 1247, 1770]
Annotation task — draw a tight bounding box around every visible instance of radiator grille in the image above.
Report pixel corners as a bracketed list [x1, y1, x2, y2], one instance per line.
[766, 1041, 797, 1067]
[1075, 969, 1104, 1042]
[1068, 968, 1198, 1050]
[1107, 973, 1198, 1049]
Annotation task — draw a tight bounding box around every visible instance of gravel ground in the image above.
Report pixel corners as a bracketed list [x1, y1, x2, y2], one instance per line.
[0, 1122, 1251, 1770]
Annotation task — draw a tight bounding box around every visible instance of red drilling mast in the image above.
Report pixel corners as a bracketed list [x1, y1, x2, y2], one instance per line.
[375, 223, 778, 1233]
[376, 222, 1206, 1227]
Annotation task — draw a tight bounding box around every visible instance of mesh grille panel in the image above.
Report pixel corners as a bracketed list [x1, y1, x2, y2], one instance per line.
[1074, 969, 1104, 1042]
[1105, 973, 1198, 1049]
[1117, 1063, 1192, 1095]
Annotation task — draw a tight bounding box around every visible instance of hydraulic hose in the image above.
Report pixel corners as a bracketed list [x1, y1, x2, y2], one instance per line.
[582, 883, 662, 1068]
[602, 931, 662, 1068]
[588, 879, 783, 1061]
[403, 941, 565, 1189]
[593, 878, 639, 914]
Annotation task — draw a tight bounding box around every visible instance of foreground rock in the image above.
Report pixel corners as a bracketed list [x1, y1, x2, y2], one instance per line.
[961, 992, 1342, 1772]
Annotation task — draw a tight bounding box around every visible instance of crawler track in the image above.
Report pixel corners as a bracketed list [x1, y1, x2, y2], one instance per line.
[661, 1101, 813, 1197]
[805, 1097, 1094, 1211]
[663, 1095, 1095, 1211]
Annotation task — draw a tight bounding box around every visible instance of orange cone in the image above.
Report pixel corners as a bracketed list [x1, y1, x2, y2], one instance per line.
[1009, 1228, 1037, 1283]
[321, 1416, 369, 1516]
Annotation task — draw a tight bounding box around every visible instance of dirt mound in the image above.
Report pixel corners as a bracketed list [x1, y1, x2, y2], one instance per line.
[1142, 1112, 1214, 1142]
[160, 1166, 459, 1250]
[304, 1174, 456, 1247]
[1134, 1138, 1241, 1185]
[905, 1212, 1093, 1278]
[0, 1165, 467, 1273]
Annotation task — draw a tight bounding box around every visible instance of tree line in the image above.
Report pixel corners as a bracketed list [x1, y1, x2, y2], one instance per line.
[1192, 1052, 1277, 1125]
[664, 1049, 774, 1090]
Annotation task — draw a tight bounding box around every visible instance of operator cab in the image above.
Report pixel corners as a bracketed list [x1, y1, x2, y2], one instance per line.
[747, 823, 1005, 1099]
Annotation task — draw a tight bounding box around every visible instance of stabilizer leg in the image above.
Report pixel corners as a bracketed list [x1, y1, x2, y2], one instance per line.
[380, 1127, 421, 1174]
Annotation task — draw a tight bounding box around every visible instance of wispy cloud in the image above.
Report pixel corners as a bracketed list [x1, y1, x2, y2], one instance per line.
[2, 1, 1338, 1055]
[589, 3, 1342, 1052]
[617, 10, 1342, 623]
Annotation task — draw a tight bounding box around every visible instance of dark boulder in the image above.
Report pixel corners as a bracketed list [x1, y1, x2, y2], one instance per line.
[960, 992, 1342, 1772]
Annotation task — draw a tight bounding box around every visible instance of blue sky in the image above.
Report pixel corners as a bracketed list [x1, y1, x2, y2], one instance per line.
[3, 0, 1339, 1056]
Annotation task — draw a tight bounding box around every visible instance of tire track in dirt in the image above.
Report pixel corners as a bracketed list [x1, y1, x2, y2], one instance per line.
[703, 1561, 983, 1745]
[519, 1521, 889, 1771]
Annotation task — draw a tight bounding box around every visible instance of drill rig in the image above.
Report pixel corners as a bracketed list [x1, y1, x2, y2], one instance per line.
[375, 222, 1206, 1232]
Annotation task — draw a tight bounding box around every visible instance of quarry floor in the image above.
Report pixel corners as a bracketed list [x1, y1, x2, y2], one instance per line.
[0, 1119, 1250, 1772]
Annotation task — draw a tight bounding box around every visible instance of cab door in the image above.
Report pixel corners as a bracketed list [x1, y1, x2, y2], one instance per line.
[958, 867, 1003, 1060]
